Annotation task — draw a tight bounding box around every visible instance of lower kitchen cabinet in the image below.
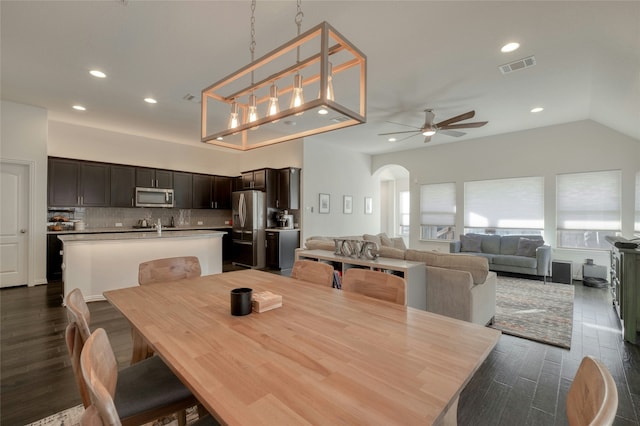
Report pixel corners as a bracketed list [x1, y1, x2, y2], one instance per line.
[265, 230, 300, 270]
[47, 234, 64, 281]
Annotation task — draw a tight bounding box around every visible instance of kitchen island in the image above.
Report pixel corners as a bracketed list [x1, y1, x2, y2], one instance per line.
[59, 230, 225, 301]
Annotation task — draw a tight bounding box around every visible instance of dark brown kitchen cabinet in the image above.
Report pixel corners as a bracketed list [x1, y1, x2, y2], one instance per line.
[241, 168, 275, 190]
[192, 173, 212, 209]
[277, 167, 300, 210]
[173, 172, 193, 209]
[135, 167, 173, 189]
[110, 165, 136, 207]
[212, 176, 232, 209]
[266, 230, 299, 270]
[48, 158, 110, 206]
[47, 234, 63, 281]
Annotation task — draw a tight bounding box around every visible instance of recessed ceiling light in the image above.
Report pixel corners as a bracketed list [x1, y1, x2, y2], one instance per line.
[89, 70, 106, 78]
[72, 105, 86, 111]
[318, 108, 329, 115]
[531, 107, 544, 113]
[388, 137, 396, 142]
[501, 42, 520, 53]
[144, 98, 157, 104]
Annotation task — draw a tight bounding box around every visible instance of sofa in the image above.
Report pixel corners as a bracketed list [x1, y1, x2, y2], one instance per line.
[303, 234, 496, 326]
[450, 233, 551, 279]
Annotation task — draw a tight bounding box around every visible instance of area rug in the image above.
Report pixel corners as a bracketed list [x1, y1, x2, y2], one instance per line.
[492, 276, 574, 349]
[26, 405, 201, 426]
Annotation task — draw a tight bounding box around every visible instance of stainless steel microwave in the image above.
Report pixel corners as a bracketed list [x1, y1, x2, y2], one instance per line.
[135, 187, 174, 208]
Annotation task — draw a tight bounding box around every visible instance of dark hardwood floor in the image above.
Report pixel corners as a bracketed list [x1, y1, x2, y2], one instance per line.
[1, 276, 639, 425]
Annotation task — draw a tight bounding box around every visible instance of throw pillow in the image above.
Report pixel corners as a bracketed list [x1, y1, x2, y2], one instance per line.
[515, 238, 544, 257]
[363, 234, 382, 246]
[391, 237, 407, 250]
[378, 232, 394, 247]
[460, 234, 482, 252]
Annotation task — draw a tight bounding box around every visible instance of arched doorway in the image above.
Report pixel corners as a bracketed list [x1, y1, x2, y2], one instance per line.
[374, 164, 410, 244]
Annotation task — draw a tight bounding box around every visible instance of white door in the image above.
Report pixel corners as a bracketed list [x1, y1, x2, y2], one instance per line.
[0, 162, 29, 287]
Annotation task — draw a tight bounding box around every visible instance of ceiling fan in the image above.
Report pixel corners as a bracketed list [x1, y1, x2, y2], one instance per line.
[379, 109, 488, 143]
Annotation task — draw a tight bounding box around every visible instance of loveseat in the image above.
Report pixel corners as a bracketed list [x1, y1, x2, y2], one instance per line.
[450, 233, 551, 279]
[303, 234, 496, 325]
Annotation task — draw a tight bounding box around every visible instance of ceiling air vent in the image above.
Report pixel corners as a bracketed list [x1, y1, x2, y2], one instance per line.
[499, 55, 536, 74]
[183, 93, 200, 104]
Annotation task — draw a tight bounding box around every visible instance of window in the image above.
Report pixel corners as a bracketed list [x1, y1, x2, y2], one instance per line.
[557, 170, 621, 249]
[464, 176, 544, 236]
[398, 191, 410, 236]
[420, 183, 456, 240]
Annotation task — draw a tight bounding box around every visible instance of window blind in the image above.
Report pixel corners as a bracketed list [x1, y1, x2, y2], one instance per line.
[420, 183, 456, 226]
[557, 170, 621, 231]
[464, 177, 544, 229]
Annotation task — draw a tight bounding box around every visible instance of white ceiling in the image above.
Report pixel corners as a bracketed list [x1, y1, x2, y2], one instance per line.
[2, 1, 639, 155]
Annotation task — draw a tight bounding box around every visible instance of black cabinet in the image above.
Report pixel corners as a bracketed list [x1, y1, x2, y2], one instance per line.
[241, 168, 275, 190]
[192, 174, 212, 209]
[212, 176, 232, 209]
[47, 234, 63, 282]
[173, 172, 193, 209]
[48, 158, 110, 207]
[136, 167, 173, 189]
[213, 228, 232, 262]
[110, 165, 136, 207]
[265, 230, 299, 270]
[276, 167, 300, 210]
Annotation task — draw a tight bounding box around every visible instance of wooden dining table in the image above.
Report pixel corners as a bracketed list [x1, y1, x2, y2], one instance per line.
[104, 269, 500, 425]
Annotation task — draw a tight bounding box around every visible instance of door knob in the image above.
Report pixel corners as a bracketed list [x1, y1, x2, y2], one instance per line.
[20, 229, 27, 233]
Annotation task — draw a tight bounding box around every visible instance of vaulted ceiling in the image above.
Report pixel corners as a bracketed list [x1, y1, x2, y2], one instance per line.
[2, 1, 638, 154]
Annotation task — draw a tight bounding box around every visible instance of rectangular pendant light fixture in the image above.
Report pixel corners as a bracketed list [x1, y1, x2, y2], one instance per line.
[201, 21, 367, 151]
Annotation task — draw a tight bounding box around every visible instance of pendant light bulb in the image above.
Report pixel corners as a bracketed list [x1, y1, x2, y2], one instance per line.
[290, 73, 304, 116]
[248, 94, 259, 127]
[266, 84, 280, 122]
[228, 101, 239, 130]
[325, 62, 335, 101]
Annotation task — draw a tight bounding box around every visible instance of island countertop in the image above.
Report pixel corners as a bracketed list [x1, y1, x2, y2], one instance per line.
[60, 230, 224, 301]
[57, 229, 225, 243]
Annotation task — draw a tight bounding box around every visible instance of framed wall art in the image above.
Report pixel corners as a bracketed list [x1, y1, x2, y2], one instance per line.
[343, 195, 353, 214]
[364, 196, 373, 215]
[319, 193, 330, 214]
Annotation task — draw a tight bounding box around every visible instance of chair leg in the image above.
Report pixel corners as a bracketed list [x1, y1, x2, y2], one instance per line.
[177, 409, 187, 426]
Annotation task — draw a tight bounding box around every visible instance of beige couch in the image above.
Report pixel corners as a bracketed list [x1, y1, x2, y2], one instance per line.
[304, 235, 496, 326]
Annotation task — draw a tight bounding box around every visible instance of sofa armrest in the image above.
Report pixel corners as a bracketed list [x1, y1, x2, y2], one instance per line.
[450, 241, 461, 253]
[425, 266, 474, 322]
[535, 245, 552, 276]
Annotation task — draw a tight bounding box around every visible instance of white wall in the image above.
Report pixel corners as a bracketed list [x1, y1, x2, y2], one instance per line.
[301, 139, 380, 242]
[1, 100, 48, 285]
[48, 121, 302, 175]
[373, 120, 640, 278]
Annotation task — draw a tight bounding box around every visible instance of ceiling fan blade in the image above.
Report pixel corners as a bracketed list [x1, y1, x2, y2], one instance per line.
[439, 121, 488, 130]
[396, 133, 421, 143]
[439, 129, 466, 137]
[378, 130, 421, 136]
[435, 110, 475, 127]
[385, 120, 421, 130]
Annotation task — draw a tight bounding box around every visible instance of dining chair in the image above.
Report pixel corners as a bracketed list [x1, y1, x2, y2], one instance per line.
[138, 256, 202, 285]
[566, 356, 618, 426]
[290, 260, 335, 287]
[65, 289, 197, 426]
[342, 269, 407, 306]
[133, 256, 202, 363]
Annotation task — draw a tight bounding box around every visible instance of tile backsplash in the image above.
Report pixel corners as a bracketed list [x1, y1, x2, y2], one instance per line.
[49, 207, 232, 230]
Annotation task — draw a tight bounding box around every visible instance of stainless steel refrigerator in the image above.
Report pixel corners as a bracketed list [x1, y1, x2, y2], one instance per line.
[232, 190, 265, 269]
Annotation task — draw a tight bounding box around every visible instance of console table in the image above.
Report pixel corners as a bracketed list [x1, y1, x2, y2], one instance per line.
[295, 249, 427, 310]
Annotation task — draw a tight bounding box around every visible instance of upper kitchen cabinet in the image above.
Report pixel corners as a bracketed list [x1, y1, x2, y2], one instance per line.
[212, 176, 232, 209]
[173, 171, 193, 209]
[192, 173, 212, 209]
[277, 167, 300, 210]
[135, 167, 173, 189]
[48, 157, 110, 207]
[241, 168, 275, 191]
[110, 164, 136, 207]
